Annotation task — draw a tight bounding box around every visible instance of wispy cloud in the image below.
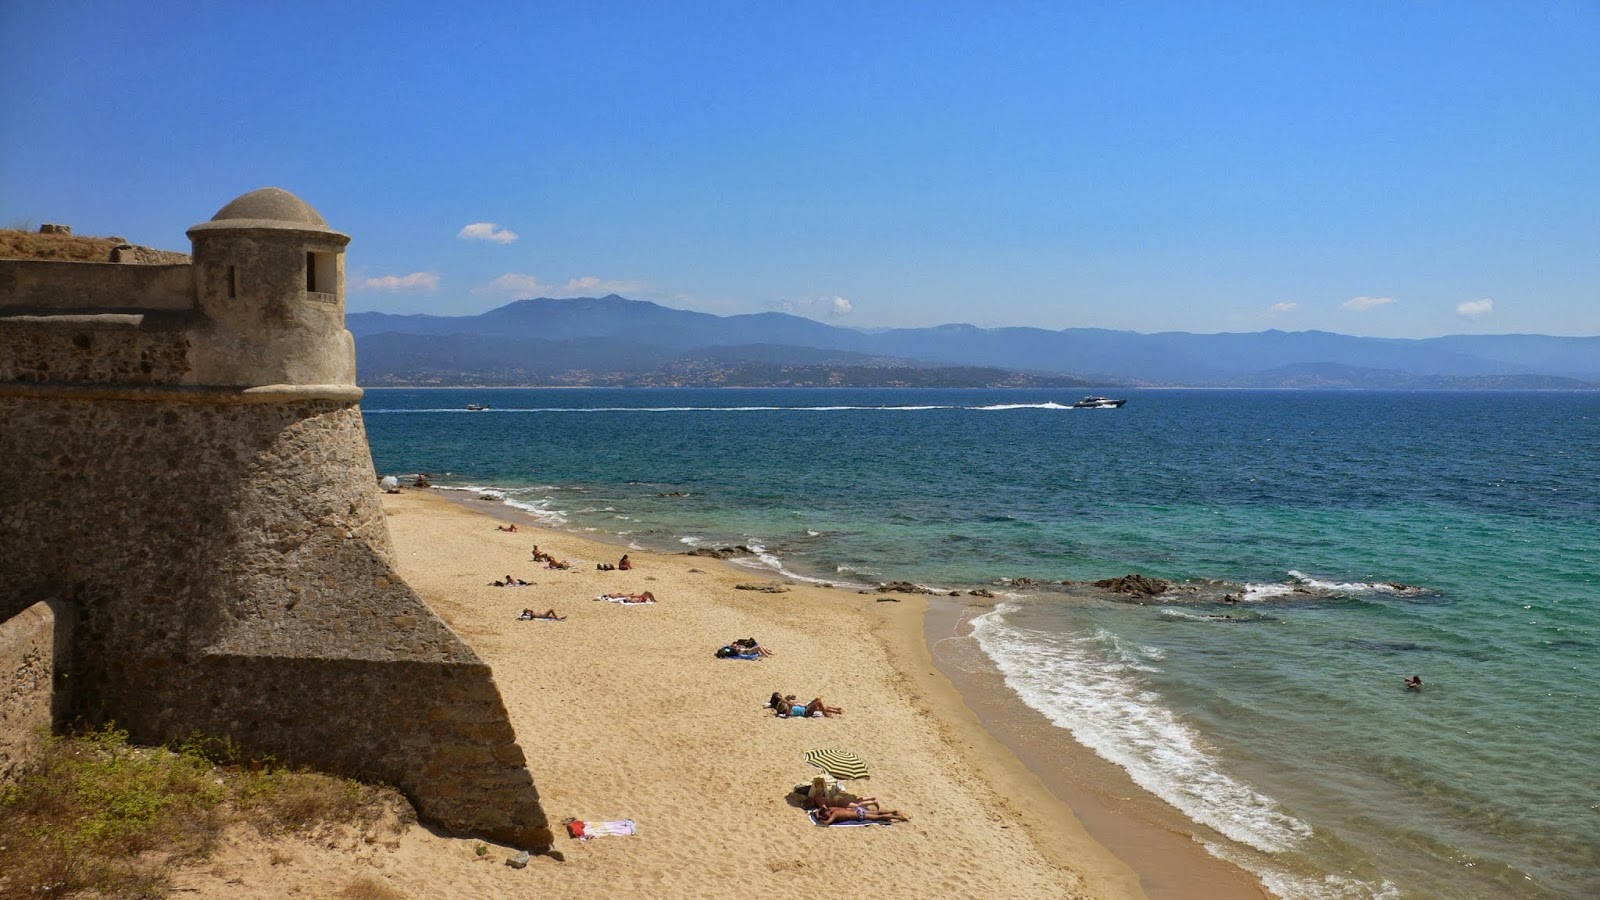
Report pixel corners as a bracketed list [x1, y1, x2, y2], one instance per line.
[1268, 301, 1297, 314]
[483, 272, 543, 293]
[359, 271, 440, 291]
[1340, 295, 1395, 311]
[777, 295, 856, 318]
[477, 273, 647, 297]
[458, 222, 518, 244]
[1456, 298, 1494, 319]
[557, 275, 647, 297]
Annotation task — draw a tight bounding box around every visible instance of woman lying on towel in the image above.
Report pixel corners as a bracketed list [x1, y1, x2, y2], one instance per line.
[518, 608, 565, 621]
[815, 805, 909, 825]
[768, 692, 843, 718]
[732, 637, 773, 657]
[599, 591, 656, 604]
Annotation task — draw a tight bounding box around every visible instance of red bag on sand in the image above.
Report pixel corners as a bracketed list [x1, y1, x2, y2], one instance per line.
[566, 819, 586, 839]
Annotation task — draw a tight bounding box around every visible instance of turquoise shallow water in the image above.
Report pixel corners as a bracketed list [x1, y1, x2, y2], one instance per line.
[364, 387, 1599, 898]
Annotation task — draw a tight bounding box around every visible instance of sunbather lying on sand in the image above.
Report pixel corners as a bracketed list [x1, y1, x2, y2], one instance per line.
[544, 559, 572, 570]
[492, 575, 534, 586]
[768, 692, 843, 718]
[495, 524, 519, 532]
[518, 608, 565, 621]
[731, 637, 773, 657]
[815, 805, 908, 825]
[598, 591, 656, 604]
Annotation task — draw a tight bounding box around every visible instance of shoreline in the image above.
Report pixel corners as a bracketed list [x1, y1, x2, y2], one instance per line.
[924, 599, 1272, 900]
[435, 488, 1267, 897]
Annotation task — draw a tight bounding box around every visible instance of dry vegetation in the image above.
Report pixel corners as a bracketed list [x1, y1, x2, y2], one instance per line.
[0, 228, 124, 262]
[0, 725, 414, 899]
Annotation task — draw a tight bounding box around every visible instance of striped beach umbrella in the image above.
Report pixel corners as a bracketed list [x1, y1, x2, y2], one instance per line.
[804, 748, 869, 780]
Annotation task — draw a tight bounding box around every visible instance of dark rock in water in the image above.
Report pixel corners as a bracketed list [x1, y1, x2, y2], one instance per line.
[1093, 574, 1172, 598]
[877, 581, 934, 594]
[969, 589, 995, 598]
[948, 591, 962, 597]
[685, 545, 754, 559]
[736, 582, 791, 593]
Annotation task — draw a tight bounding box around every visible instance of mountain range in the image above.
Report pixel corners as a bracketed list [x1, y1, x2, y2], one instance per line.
[347, 295, 1600, 389]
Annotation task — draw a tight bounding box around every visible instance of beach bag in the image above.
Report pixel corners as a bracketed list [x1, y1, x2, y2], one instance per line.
[715, 646, 734, 658]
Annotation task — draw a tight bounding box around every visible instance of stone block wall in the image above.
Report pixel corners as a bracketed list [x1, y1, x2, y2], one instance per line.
[0, 189, 552, 849]
[0, 600, 72, 786]
[0, 390, 551, 848]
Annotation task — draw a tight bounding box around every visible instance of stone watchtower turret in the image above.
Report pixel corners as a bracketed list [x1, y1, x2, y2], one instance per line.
[187, 187, 356, 387]
[0, 189, 551, 848]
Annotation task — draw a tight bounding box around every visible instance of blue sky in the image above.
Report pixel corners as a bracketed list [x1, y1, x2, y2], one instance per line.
[3, 2, 1597, 338]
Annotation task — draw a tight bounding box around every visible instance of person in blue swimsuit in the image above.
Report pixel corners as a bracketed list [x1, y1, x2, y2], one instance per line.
[768, 692, 844, 718]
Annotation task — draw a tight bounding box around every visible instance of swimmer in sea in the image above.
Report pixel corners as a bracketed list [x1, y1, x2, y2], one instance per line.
[1404, 675, 1423, 691]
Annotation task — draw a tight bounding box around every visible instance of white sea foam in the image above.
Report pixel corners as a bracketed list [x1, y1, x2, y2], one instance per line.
[365, 403, 1092, 414]
[973, 402, 1075, 411]
[1286, 571, 1416, 595]
[1241, 582, 1298, 602]
[970, 605, 1312, 854]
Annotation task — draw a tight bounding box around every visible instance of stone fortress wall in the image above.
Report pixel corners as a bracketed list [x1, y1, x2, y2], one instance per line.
[0, 190, 551, 848]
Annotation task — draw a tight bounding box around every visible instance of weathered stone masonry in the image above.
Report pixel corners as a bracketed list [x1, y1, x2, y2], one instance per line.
[0, 189, 551, 848]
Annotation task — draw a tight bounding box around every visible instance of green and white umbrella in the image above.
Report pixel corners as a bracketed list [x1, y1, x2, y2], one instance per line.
[804, 748, 869, 780]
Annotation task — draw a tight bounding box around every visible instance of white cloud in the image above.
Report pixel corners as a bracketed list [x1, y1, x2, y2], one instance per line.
[1268, 301, 1297, 314]
[484, 272, 544, 293]
[777, 294, 856, 319]
[556, 275, 647, 297]
[1456, 298, 1494, 319]
[477, 273, 646, 297]
[458, 222, 518, 244]
[1341, 295, 1396, 311]
[360, 271, 440, 291]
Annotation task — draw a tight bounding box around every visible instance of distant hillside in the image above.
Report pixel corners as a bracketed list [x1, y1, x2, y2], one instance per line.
[348, 295, 1600, 388]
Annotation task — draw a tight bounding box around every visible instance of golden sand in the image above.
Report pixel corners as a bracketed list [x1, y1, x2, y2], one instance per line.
[171, 489, 1245, 899]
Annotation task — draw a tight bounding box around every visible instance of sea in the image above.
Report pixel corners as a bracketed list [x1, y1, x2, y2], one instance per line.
[362, 387, 1598, 899]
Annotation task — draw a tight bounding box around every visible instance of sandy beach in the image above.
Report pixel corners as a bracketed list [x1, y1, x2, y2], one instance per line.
[175, 489, 1264, 899]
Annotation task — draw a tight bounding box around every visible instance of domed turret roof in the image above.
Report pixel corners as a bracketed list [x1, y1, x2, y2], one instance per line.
[189, 187, 346, 238]
[210, 187, 328, 227]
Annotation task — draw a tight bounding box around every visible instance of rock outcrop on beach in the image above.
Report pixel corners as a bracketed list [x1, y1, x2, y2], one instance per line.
[734, 582, 791, 593]
[685, 545, 754, 559]
[877, 581, 935, 594]
[1091, 574, 1173, 598]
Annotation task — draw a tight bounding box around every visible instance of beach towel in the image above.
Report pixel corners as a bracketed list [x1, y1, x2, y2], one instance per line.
[579, 819, 637, 840]
[808, 809, 891, 827]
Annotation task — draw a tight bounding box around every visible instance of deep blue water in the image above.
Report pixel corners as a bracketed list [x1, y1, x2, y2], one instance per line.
[364, 387, 1599, 899]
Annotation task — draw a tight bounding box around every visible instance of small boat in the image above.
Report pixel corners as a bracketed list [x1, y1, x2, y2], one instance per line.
[1070, 396, 1126, 409]
[466, 403, 489, 411]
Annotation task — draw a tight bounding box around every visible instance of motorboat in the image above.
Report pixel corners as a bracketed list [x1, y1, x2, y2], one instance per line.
[466, 403, 489, 411]
[1070, 396, 1126, 409]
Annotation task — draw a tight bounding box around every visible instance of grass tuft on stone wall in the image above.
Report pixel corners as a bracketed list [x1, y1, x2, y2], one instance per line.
[0, 725, 413, 898]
